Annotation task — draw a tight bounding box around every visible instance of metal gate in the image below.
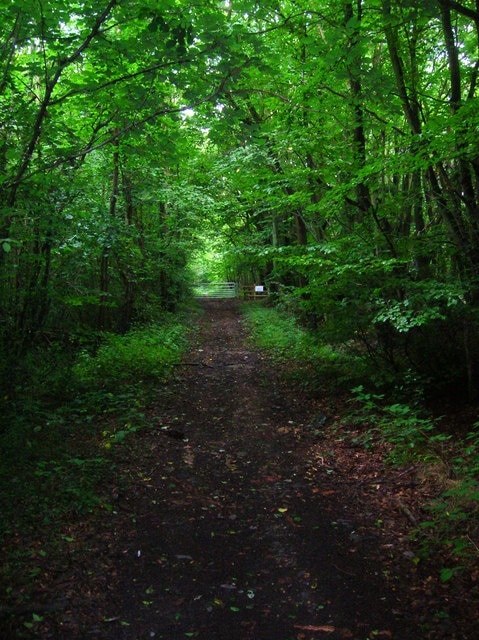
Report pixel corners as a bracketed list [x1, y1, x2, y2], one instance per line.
[193, 282, 238, 299]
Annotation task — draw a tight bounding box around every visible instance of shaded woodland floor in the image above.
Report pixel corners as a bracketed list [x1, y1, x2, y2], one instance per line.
[1, 300, 477, 639]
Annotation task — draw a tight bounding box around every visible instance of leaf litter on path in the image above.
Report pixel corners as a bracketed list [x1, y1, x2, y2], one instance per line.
[2, 299, 474, 639]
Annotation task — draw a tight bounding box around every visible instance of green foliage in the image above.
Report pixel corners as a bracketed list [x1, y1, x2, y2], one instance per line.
[0, 316, 193, 622]
[242, 303, 367, 389]
[242, 303, 312, 362]
[347, 387, 479, 578]
[0, 316, 191, 558]
[347, 386, 446, 464]
[1, 0, 479, 595]
[73, 321, 189, 388]
[33, 456, 107, 514]
[260, 240, 473, 393]
[413, 428, 479, 572]
[2, 0, 479, 400]
[0, 0, 239, 349]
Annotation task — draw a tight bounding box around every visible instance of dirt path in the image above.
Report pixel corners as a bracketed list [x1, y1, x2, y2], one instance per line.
[69, 299, 419, 640]
[5, 300, 450, 639]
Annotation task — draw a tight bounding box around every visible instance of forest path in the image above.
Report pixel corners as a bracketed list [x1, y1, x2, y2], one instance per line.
[85, 299, 419, 640]
[6, 299, 438, 640]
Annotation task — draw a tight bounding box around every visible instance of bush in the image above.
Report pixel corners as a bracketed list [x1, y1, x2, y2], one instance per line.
[268, 244, 476, 396]
[242, 304, 312, 361]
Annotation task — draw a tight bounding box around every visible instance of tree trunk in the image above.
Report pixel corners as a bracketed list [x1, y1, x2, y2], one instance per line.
[344, 1, 373, 219]
[98, 136, 120, 330]
[440, 1, 479, 259]
[381, 0, 435, 269]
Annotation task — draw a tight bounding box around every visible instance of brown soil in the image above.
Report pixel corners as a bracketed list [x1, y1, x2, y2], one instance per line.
[2, 300, 478, 639]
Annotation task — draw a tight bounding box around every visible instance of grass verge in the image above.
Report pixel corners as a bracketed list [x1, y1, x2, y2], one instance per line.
[241, 302, 367, 390]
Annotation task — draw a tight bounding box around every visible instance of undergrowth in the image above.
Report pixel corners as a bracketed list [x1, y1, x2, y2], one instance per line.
[0, 317, 191, 572]
[345, 386, 449, 465]
[73, 322, 188, 388]
[345, 386, 479, 582]
[241, 302, 366, 389]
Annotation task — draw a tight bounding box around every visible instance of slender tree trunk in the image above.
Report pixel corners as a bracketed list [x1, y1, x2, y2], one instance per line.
[118, 169, 136, 331]
[382, 0, 422, 135]
[344, 1, 374, 223]
[440, 1, 479, 255]
[381, 0, 435, 272]
[98, 136, 120, 330]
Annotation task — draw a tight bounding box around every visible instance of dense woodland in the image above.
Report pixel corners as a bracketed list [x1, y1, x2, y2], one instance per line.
[1, 0, 479, 585]
[2, 0, 479, 395]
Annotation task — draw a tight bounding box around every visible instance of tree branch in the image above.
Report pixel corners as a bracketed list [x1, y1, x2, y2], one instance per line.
[7, 1, 118, 207]
[438, 0, 479, 23]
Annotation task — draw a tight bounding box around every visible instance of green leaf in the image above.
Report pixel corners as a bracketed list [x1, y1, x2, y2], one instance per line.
[440, 567, 456, 583]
